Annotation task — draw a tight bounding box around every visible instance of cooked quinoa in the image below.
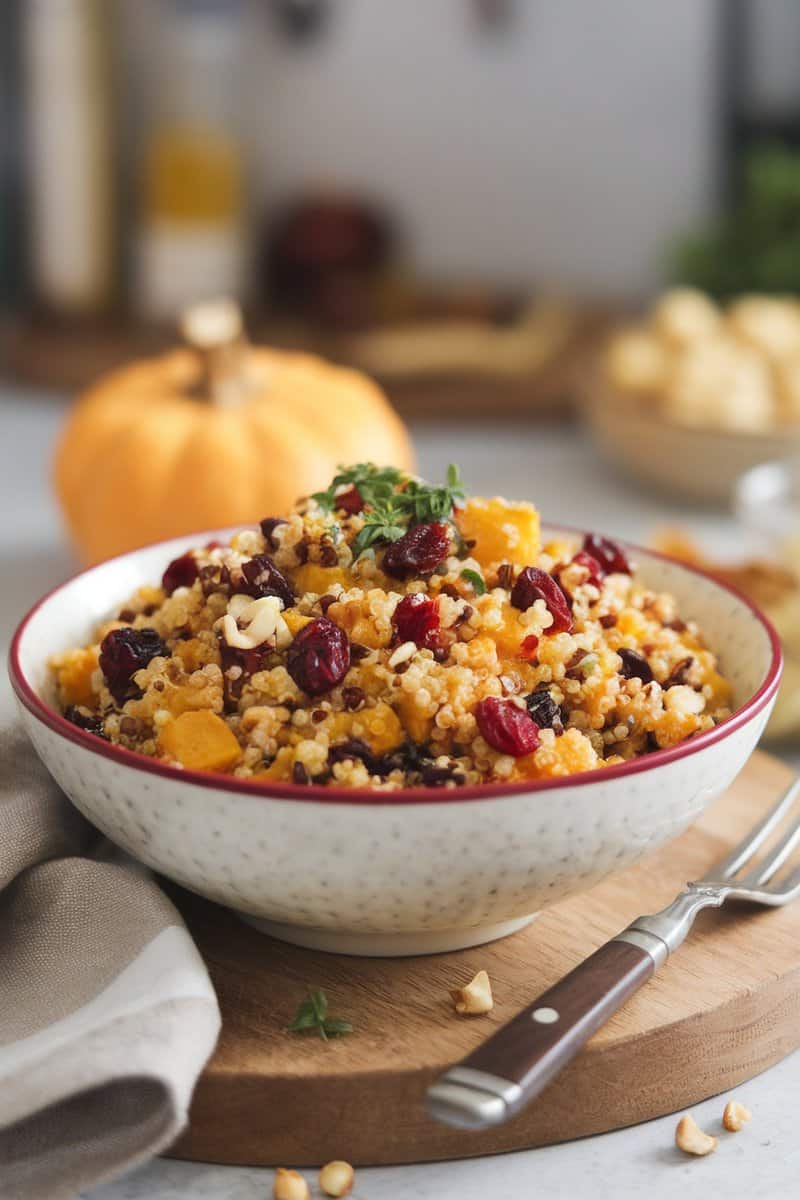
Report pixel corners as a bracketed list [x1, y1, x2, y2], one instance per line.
[51, 464, 733, 790]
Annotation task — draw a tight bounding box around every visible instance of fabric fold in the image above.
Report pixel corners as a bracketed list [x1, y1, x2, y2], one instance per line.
[0, 726, 221, 1200]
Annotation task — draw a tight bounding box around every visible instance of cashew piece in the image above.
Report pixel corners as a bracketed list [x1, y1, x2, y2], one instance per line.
[318, 1160, 355, 1197]
[273, 1167, 310, 1200]
[675, 1113, 717, 1156]
[450, 969, 494, 1015]
[723, 1100, 752, 1132]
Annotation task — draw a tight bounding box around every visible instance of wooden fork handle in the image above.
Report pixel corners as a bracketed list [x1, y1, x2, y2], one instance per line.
[426, 939, 656, 1130]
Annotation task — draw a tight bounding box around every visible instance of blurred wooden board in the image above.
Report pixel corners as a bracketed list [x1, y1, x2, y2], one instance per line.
[5, 309, 611, 419]
[166, 750, 800, 1167]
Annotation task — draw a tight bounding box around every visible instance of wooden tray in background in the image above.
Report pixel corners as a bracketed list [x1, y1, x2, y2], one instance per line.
[5, 308, 612, 420]
[166, 750, 800, 1167]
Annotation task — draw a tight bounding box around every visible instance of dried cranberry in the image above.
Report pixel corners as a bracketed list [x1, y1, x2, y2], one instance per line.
[475, 697, 540, 757]
[393, 593, 440, 649]
[259, 517, 287, 548]
[336, 485, 364, 514]
[239, 554, 295, 607]
[520, 634, 540, 661]
[205, 540, 225, 551]
[162, 552, 199, 596]
[618, 647, 653, 683]
[571, 550, 605, 588]
[525, 689, 562, 731]
[99, 627, 166, 704]
[382, 522, 451, 579]
[510, 567, 573, 634]
[63, 705, 107, 739]
[583, 533, 631, 576]
[286, 616, 351, 696]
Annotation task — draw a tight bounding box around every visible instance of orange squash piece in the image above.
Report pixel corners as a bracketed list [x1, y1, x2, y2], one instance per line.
[330, 702, 405, 756]
[282, 609, 314, 636]
[56, 648, 99, 707]
[395, 691, 434, 746]
[293, 564, 351, 596]
[456, 497, 540, 569]
[159, 710, 241, 772]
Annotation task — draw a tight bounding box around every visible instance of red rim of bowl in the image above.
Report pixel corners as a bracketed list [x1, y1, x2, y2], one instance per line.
[8, 528, 784, 806]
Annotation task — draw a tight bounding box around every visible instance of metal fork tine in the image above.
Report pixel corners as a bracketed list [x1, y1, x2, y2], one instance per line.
[776, 865, 800, 898]
[700, 778, 800, 882]
[737, 814, 800, 887]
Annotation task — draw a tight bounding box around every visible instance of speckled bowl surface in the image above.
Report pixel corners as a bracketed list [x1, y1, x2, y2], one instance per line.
[9, 527, 782, 956]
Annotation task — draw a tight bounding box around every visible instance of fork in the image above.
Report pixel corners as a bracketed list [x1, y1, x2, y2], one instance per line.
[426, 778, 800, 1131]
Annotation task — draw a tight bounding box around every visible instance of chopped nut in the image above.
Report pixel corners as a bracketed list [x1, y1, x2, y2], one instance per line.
[217, 594, 290, 652]
[318, 1160, 355, 1197]
[388, 640, 417, 668]
[675, 1113, 717, 1156]
[722, 1100, 752, 1132]
[273, 1167, 310, 1200]
[450, 969, 493, 1015]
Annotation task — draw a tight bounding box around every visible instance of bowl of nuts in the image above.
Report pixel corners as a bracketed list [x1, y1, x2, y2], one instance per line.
[584, 288, 800, 503]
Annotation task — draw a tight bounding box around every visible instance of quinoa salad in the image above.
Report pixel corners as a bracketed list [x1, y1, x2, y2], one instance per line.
[51, 464, 733, 790]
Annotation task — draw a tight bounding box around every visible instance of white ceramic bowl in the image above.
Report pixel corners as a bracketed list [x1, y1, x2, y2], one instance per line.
[583, 382, 800, 505]
[9, 528, 782, 957]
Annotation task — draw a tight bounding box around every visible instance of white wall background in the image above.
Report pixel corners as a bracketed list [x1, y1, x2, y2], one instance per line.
[122, 0, 726, 301]
[253, 0, 723, 299]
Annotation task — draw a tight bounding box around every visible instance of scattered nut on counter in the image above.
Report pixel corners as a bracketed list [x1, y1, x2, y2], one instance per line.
[273, 1167, 311, 1200]
[450, 969, 494, 1015]
[675, 1113, 718, 1157]
[723, 1100, 752, 1132]
[318, 1159, 355, 1197]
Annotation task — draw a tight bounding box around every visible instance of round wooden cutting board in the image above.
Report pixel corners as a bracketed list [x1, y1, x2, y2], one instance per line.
[167, 750, 800, 1167]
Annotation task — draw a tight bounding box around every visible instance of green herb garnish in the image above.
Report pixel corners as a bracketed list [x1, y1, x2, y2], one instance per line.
[311, 464, 405, 513]
[460, 568, 486, 595]
[312, 462, 466, 562]
[576, 652, 599, 676]
[286, 989, 353, 1041]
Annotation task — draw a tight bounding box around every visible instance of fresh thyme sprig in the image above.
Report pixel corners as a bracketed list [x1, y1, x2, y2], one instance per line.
[286, 989, 353, 1041]
[312, 462, 466, 561]
[311, 464, 405, 513]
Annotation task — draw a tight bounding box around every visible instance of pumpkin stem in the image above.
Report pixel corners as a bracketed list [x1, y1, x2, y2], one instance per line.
[180, 299, 249, 408]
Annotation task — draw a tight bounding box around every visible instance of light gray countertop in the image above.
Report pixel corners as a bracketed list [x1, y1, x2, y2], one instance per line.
[1, 389, 797, 1200]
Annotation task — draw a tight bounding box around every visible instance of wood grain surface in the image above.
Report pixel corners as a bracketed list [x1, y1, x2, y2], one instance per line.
[167, 750, 800, 1167]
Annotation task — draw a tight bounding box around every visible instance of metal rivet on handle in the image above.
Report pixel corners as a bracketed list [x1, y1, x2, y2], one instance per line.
[532, 1007, 559, 1024]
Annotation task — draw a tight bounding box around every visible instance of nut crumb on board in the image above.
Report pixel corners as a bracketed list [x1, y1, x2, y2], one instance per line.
[450, 969, 494, 1015]
[319, 1160, 355, 1197]
[675, 1113, 717, 1157]
[273, 1167, 310, 1200]
[723, 1099, 752, 1132]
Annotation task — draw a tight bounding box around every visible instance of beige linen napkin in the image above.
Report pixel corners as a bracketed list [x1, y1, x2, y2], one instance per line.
[0, 726, 221, 1200]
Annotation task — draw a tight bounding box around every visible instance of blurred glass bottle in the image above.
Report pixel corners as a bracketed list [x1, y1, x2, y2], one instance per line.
[23, 0, 115, 316]
[135, 0, 248, 322]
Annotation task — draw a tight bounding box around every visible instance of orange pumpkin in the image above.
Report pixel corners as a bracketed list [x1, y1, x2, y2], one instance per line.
[54, 301, 414, 564]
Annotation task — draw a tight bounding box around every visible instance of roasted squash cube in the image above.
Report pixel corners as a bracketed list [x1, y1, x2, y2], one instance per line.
[283, 610, 314, 636]
[159, 710, 240, 772]
[457, 497, 540, 568]
[293, 563, 350, 596]
[56, 648, 99, 707]
[330, 701, 405, 756]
